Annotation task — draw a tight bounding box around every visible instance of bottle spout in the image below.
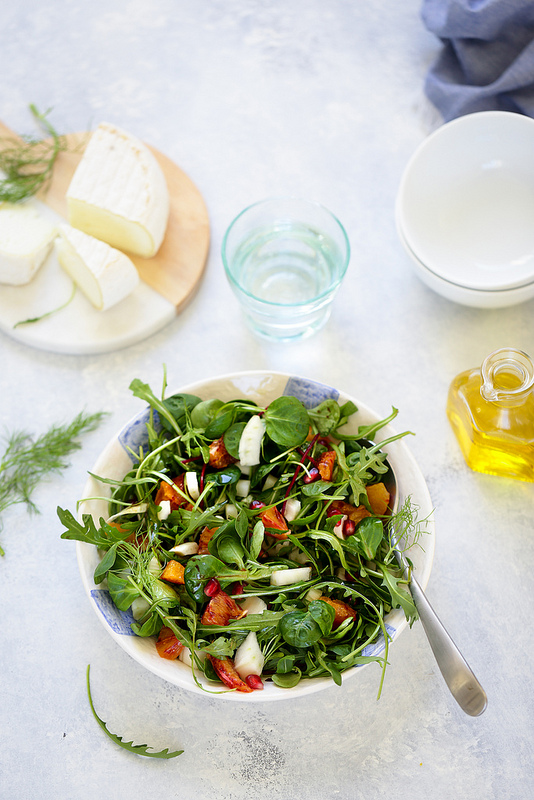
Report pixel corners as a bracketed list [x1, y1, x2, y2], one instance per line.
[480, 347, 534, 405]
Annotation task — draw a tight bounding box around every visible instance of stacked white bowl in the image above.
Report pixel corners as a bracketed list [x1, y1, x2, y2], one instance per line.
[396, 111, 534, 308]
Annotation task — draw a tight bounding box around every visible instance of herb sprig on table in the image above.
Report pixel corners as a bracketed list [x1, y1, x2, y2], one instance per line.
[0, 104, 68, 202]
[0, 410, 106, 555]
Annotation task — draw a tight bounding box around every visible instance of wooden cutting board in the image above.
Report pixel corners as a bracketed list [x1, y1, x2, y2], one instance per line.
[0, 120, 210, 310]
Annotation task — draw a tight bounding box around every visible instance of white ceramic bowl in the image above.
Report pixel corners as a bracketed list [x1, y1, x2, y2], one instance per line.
[396, 111, 534, 294]
[76, 371, 434, 702]
[396, 212, 534, 308]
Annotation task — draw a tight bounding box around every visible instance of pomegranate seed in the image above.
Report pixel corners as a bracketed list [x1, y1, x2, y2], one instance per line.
[326, 507, 342, 518]
[303, 467, 320, 484]
[245, 674, 264, 690]
[250, 499, 265, 510]
[232, 582, 244, 595]
[343, 519, 356, 537]
[204, 578, 221, 597]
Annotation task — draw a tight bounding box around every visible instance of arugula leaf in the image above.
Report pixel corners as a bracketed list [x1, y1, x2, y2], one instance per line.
[308, 399, 341, 436]
[129, 379, 182, 436]
[86, 665, 183, 759]
[379, 567, 417, 622]
[58, 510, 124, 549]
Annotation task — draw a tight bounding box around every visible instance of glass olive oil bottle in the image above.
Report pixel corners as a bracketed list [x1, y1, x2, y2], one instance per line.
[447, 347, 534, 481]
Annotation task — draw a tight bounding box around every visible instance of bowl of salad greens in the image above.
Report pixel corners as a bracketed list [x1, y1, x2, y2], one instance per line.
[60, 370, 434, 702]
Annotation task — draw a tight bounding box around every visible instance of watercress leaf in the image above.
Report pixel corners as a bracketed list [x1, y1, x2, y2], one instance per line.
[107, 572, 140, 611]
[223, 422, 246, 459]
[161, 393, 201, 432]
[308, 599, 336, 636]
[264, 396, 310, 448]
[279, 610, 323, 648]
[301, 480, 334, 497]
[149, 577, 180, 607]
[235, 509, 249, 540]
[131, 613, 162, 637]
[207, 518, 235, 542]
[308, 399, 341, 436]
[272, 669, 302, 688]
[339, 400, 358, 420]
[190, 399, 224, 429]
[204, 407, 235, 439]
[275, 655, 296, 674]
[210, 532, 245, 569]
[358, 517, 384, 560]
[250, 462, 276, 488]
[205, 464, 241, 487]
[184, 554, 227, 601]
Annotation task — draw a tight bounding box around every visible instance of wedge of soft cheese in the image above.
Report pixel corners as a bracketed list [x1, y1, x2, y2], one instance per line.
[56, 224, 139, 311]
[0, 203, 56, 285]
[66, 122, 170, 258]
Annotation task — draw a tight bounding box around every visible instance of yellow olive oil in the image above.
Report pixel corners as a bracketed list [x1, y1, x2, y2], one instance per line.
[447, 348, 534, 481]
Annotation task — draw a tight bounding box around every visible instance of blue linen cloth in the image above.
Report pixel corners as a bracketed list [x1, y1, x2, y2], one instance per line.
[422, 0, 534, 120]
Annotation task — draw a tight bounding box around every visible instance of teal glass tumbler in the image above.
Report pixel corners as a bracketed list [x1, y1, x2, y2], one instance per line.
[222, 197, 350, 341]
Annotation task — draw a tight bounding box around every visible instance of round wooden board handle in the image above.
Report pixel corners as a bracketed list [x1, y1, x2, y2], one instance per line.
[0, 122, 210, 310]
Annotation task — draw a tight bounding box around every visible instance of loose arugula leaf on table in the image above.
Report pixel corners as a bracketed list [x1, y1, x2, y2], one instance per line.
[0, 410, 106, 555]
[86, 665, 183, 759]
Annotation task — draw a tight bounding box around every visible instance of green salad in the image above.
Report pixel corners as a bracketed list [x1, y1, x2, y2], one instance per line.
[58, 377, 421, 695]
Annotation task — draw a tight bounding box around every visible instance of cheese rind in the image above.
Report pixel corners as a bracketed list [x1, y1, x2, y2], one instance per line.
[66, 122, 170, 258]
[0, 203, 56, 285]
[56, 224, 139, 311]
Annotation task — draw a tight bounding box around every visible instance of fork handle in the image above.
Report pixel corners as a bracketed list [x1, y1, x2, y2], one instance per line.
[408, 576, 488, 716]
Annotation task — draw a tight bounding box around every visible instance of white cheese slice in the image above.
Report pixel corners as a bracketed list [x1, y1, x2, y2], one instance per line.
[66, 122, 170, 258]
[56, 224, 139, 311]
[0, 203, 56, 285]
